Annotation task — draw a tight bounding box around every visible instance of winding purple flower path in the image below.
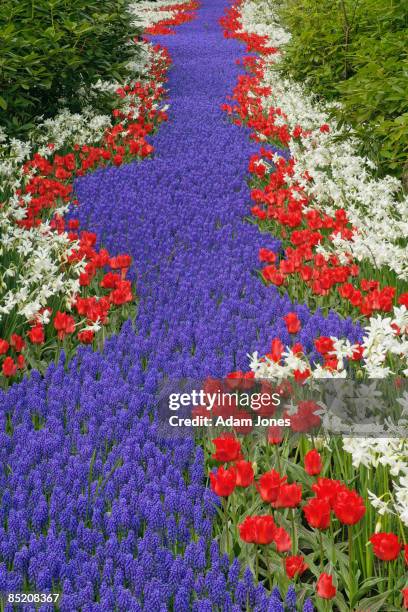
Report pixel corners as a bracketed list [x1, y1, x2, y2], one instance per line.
[75, 0, 360, 378]
[0, 0, 361, 609]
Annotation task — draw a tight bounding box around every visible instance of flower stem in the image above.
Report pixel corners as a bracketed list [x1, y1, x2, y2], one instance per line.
[348, 524, 355, 607]
[290, 508, 297, 553]
[274, 444, 282, 473]
[319, 530, 324, 571]
[224, 496, 230, 558]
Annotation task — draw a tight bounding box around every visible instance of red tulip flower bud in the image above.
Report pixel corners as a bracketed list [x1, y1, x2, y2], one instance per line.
[304, 449, 323, 475]
[284, 312, 301, 334]
[257, 470, 286, 503]
[234, 460, 254, 487]
[209, 466, 236, 497]
[285, 555, 308, 579]
[316, 573, 336, 599]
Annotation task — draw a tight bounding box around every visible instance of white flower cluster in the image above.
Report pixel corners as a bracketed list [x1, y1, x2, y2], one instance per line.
[239, 0, 408, 281]
[249, 307, 408, 380]
[343, 437, 408, 527]
[0, 3, 173, 331]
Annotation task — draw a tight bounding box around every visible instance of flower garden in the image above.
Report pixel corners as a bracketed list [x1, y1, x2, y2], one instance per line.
[0, 0, 407, 610]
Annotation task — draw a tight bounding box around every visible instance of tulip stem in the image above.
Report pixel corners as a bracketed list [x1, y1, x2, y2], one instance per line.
[255, 545, 259, 584]
[274, 444, 282, 474]
[319, 530, 324, 571]
[348, 525, 355, 607]
[290, 509, 297, 554]
[224, 497, 230, 558]
[387, 560, 394, 606]
[267, 550, 273, 592]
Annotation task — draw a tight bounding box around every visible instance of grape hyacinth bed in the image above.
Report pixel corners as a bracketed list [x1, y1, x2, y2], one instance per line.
[1, 0, 407, 610]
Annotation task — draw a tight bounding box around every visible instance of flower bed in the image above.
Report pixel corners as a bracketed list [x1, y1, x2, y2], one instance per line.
[220, 0, 408, 379]
[198, 1, 408, 609]
[1, 0, 407, 609]
[207, 428, 408, 610]
[0, 4, 186, 384]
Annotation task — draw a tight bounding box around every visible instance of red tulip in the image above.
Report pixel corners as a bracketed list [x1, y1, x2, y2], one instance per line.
[270, 338, 284, 363]
[257, 469, 287, 503]
[109, 254, 132, 270]
[288, 401, 321, 432]
[285, 555, 308, 579]
[10, 333, 25, 352]
[2, 357, 17, 377]
[303, 497, 331, 530]
[239, 515, 276, 545]
[0, 339, 9, 355]
[292, 342, 304, 355]
[370, 533, 401, 561]
[273, 483, 302, 508]
[314, 337, 335, 355]
[209, 466, 236, 497]
[316, 573, 336, 599]
[109, 280, 132, 305]
[273, 527, 292, 552]
[402, 587, 408, 609]
[304, 449, 322, 475]
[234, 460, 254, 487]
[284, 312, 301, 334]
[312, 478, 345, 508]
[211, 434, 242, 462]
[333, 489, 365, 525]
[53, 311, 75, 340]
[267, 424, 283, 444]
[78, 330, 94, 344]
[28, 324, 45, 345]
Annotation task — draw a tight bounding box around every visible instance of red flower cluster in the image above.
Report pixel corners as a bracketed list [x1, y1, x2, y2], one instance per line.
[145, 2, 199, 36]
[303, 477, 366, 529]
[239, 515, 291, 551]
[210, 436, 254, 496]
[219, 2, 277, 55]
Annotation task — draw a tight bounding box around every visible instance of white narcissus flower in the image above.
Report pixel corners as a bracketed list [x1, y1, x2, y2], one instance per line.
[367, 491, 390, 516]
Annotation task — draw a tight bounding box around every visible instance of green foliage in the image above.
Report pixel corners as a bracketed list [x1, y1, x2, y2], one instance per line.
[276, 0, 408, 177]
[0, 0, 141, 137]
